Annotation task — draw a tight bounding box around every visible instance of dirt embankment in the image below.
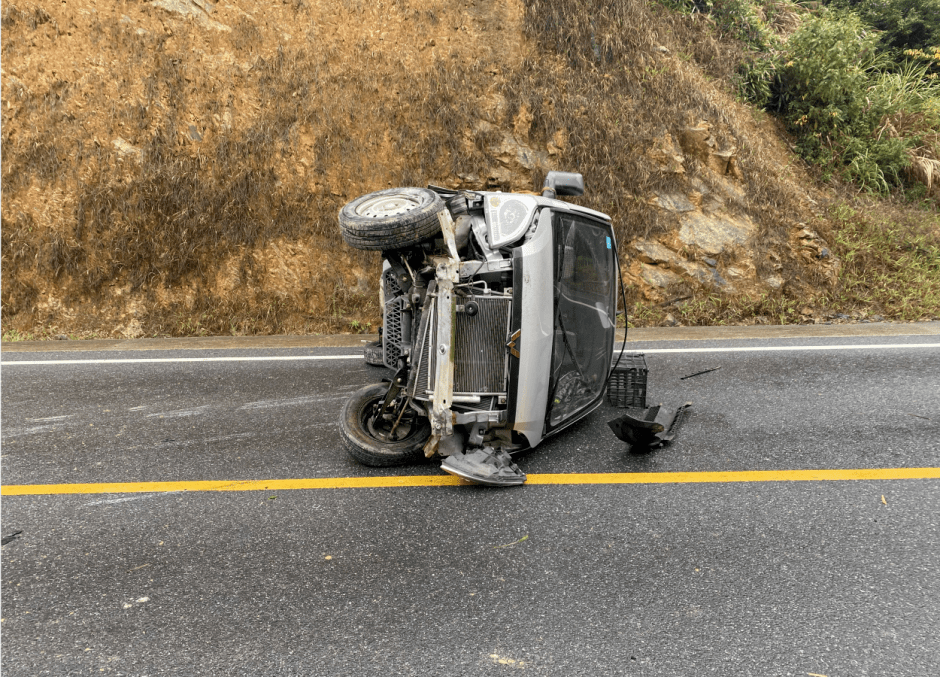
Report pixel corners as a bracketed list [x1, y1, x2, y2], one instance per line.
[2, 0, 835, 338]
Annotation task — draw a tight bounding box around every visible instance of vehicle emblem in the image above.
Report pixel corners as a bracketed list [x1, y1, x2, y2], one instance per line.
[507, 329, 521, 358]
[489, 196, 501, 207]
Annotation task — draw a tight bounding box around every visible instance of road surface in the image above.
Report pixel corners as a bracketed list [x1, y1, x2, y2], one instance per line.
[2, 323, 939, 676]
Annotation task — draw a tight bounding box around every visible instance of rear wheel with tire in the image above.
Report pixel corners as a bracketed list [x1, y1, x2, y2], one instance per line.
[339, 383, 431, 467]
[338, 187, 444, 250]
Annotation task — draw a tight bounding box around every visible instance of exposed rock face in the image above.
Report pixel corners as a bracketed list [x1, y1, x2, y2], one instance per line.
[151, 0, 231, 31]
[655, 193, 696, 213]
[0, 0, 838, 337]
[679, 212, 755, 256]
[632, 239, 677, 265]
[791, 224, 840, 284]
[676, 260, 730, 290]
[620, 119, 838, 305]
[639, 263, 684, 291]
[678, 121, 743, 179]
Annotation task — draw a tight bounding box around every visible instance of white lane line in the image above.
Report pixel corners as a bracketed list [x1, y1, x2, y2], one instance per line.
[1, 355, 363, 366]
[0, 343, 938, 366]
[28, 415, 73, 422]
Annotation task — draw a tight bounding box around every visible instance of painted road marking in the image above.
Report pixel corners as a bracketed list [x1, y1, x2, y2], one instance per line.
[633, 343, 939, 354]
[1, 342, 937, 366]
[0, 355, 364, 366]
[3, 468, 939, 496]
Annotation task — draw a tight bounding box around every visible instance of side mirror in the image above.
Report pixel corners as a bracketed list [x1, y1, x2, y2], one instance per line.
[542, 171, 585, 199]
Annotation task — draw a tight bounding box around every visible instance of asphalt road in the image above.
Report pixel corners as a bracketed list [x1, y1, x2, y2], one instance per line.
[2, 325, 939, 676]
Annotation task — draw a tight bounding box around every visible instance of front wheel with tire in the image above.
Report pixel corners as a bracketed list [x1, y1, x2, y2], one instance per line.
[338, 187, 444, 250]
[339, 383, 431, 467]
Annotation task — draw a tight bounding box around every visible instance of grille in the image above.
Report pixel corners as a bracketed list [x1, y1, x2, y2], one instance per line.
[414, 294, 511, 398]
[382, 268, 403, 297]
[382, 296, 405, 368]
[454, 296, 511, 394]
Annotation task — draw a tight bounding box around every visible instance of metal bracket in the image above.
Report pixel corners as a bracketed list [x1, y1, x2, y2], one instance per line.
[453, 410, 506, 426]
[423, 255, 460, 457]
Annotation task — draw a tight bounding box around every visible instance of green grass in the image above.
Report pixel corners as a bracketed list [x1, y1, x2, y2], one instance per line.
[1, 328, 37, 342]
[820, 201, 940, 320]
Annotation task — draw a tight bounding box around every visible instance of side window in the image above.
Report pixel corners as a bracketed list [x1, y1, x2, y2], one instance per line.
[547, 213, 616, 427]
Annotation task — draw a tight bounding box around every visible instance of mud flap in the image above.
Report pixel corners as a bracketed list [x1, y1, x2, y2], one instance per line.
[607, 402, 692, 449]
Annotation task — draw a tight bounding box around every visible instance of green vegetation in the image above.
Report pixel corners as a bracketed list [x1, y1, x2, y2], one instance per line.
[667, 0, 940, 199]
[829, 0, 940, 59]
[820, 201, 940, 319]
[759, 11, 939, 194]
[1, 328, 37, 342]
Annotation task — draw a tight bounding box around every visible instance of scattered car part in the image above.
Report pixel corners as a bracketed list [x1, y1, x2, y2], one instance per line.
[2, 530, 23, 546]
[440, 447, 526, 487]
[363, 340, 385, 367]
[680, 366, 721, 380]
[606, 354, 648, 408]
[607, 402, 692, 449]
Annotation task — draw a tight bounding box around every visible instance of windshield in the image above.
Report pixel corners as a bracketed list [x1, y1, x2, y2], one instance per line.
[546, 212, 616, 429]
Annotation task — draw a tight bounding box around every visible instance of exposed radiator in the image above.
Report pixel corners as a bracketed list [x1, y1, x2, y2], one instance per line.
[414, 294, 511, 398]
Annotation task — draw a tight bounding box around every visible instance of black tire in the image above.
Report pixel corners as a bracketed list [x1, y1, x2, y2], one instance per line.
[363, 340, 385, 367]
[340, 383, 431, 467]
[338, 187, 444, 251]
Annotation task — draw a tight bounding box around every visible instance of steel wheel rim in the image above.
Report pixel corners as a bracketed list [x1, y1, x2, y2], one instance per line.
[364, 400, 417, 443]
[355, 194, 422, 219]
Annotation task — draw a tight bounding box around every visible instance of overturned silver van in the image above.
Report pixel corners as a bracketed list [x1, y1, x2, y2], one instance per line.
[338, 172, 618, 486]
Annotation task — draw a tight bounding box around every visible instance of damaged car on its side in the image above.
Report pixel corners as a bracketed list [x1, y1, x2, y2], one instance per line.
[337, 172, 620, 486]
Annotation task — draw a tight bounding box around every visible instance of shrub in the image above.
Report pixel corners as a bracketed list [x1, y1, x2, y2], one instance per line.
[743, 11, 940, 195]
[830, 0, 940, 55]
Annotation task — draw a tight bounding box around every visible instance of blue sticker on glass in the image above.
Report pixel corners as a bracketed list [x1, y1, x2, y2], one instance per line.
[606, 236, 611, 249]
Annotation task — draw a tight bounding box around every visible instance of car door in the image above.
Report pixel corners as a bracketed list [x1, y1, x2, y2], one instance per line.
[544, 211, 617, 433]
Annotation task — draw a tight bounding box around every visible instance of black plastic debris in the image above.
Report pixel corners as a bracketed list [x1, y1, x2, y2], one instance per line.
[608, 402, 692, 449]
[441, 447, 527, 487]
[2, 530, 23, 546]
[680, 366, 720, 380]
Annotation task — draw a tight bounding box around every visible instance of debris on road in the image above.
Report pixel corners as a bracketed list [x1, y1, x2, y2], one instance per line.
[607, 354, 648, 408]
[680, 366, 721, 380]
[1, 530, 23, 546]
[607, 403, 693, 450]
[493, 535, 529, 549]
[441, 447, 526, 487]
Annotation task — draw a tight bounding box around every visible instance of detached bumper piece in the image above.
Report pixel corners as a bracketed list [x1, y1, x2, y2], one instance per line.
[440, 447, 527, 487]
[607, 402, 692, 450]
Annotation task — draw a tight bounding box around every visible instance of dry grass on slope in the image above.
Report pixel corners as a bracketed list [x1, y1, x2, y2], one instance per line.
[1, 0, 827, 338]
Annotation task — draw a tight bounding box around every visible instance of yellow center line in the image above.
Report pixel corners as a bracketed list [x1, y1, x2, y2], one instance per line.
[2, 468, 939, 496]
